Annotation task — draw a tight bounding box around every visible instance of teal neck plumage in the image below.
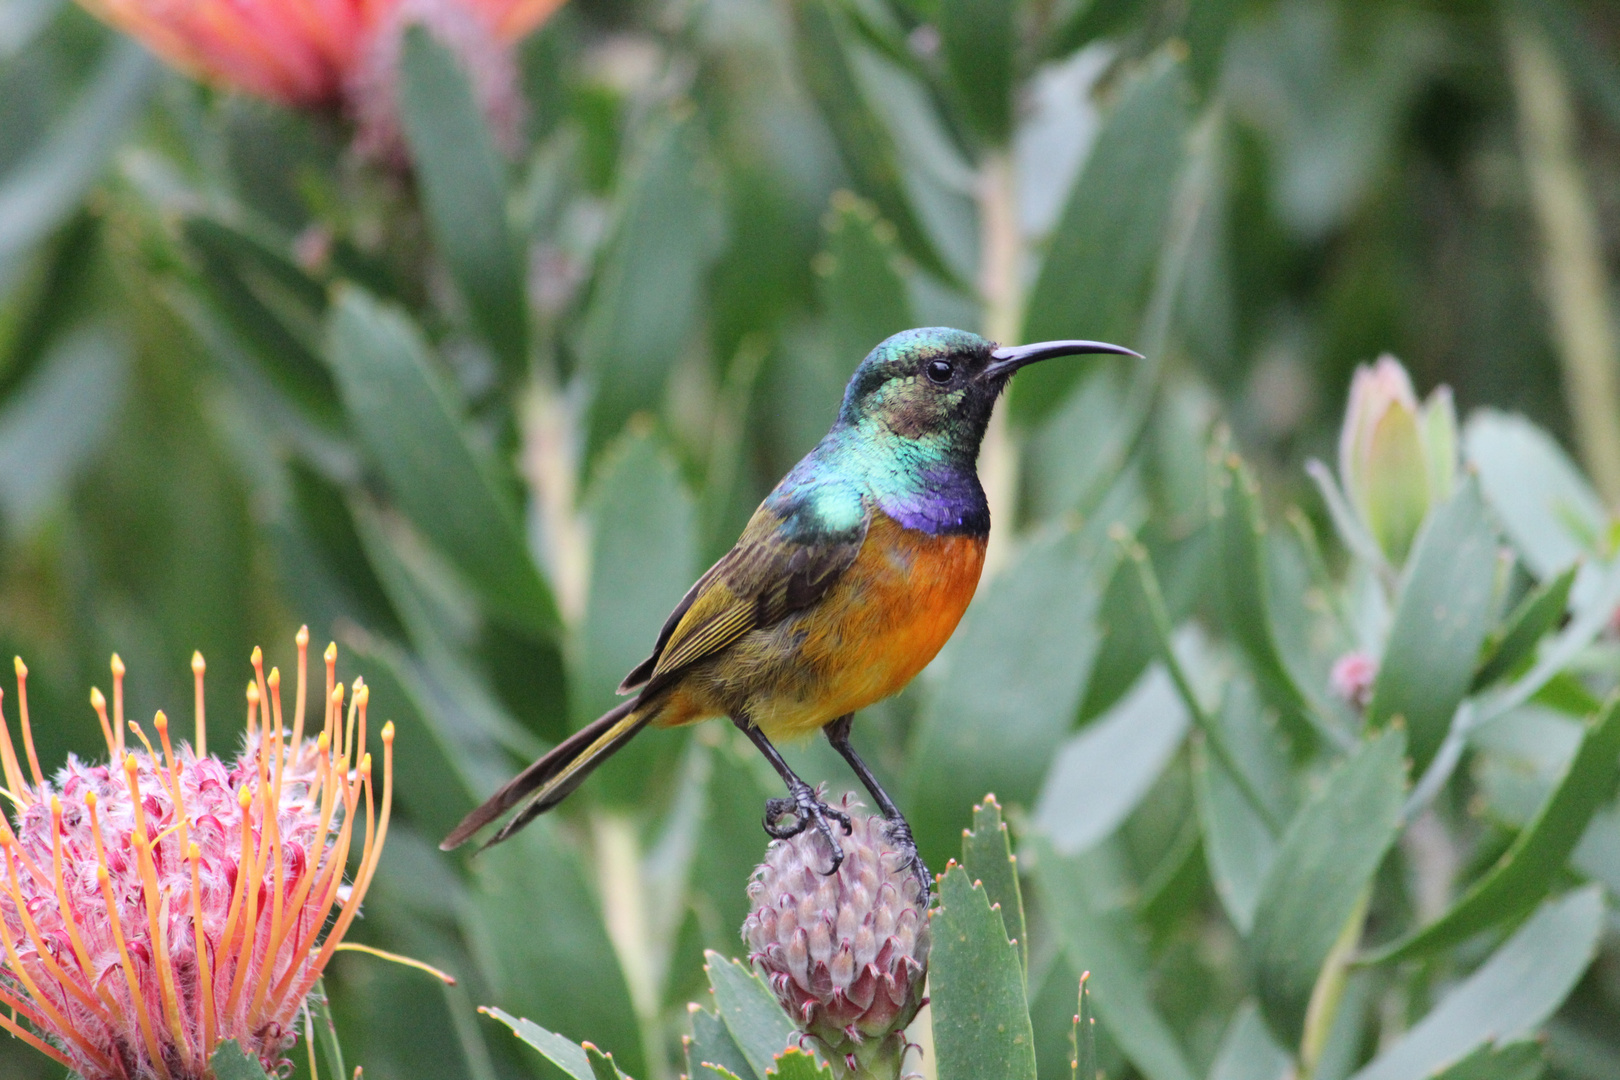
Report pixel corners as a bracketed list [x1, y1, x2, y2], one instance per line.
[770, 328, 996, 537]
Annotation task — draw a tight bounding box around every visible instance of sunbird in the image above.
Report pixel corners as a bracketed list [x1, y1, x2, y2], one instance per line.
[442, 328, 1139, 888]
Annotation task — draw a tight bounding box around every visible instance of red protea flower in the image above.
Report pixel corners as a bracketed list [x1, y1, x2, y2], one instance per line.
[75, 0, 563, 146]
[0, 630, 394, 1079]
[742, 795, 929, 1080]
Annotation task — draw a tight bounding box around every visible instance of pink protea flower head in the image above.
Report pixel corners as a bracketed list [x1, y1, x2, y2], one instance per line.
[75, 0, 561, 138]
[0, 629, 395, 1079]
[742, 795, 928, 1080]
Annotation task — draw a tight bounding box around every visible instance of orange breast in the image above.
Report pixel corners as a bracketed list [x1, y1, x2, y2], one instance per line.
[761, 513, 987, 739]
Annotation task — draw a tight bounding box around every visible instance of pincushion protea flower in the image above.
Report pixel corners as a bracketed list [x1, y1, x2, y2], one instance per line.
[77, 0, 570, 140]
[742, 795, 928, 1080]
[0, 630, 394, 1079]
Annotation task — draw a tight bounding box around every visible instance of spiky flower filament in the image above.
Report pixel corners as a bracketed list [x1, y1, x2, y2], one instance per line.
[0, 631, 395, 1079]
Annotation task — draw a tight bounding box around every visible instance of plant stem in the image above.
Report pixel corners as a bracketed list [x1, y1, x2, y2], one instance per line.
[1505, 16, 1620, 506]
[592, 811, 668, 1080]
[1299, 888, 1369, 1080]
[978, 149, 1024, 574]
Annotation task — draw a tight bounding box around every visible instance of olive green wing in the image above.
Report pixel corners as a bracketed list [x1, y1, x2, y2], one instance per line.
[617, 493, 870, 695]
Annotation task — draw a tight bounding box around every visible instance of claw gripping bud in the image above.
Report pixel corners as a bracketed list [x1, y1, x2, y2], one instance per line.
[742, 796, 928, 1079]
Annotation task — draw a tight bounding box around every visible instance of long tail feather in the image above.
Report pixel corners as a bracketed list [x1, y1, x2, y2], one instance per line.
[439, 697, 655, 852]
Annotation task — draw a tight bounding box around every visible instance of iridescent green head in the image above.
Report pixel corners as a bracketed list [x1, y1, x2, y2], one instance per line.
[837, 327, 1142, 455]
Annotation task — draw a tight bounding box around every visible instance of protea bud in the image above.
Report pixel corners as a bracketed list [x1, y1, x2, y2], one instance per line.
[0, 631, 394, 1079]
[743, 795, 928, 1080]
[1337, 354, 1458, 565]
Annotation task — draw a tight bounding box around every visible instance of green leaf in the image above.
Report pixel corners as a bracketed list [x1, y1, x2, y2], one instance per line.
[1348, 887, 1603, 1080]
[787, 0, 952, 280]
[907, 518, 1118, 865]
[1473, 565, 1576, 691]
[578, 108, 723, 458]
[1368, 476, 1499, 772]
[1210, 453, 1320, 746]
[584, 1042, 629, 1080]
[931, 863, 1038, 1080]
[1464, 411, 1606, 580]
[309, 978, 347, 1080]
[688, 1004, 760, 1080]
[1017, 48, 1188, 419]
[962, 794, 1027, 974]
[1428, 1043, 1545, 1080]
[1031, 837, 1197, 1080]
[1073, 974, 1098, 1080]
[209, 1040, 273, 1079]
[699, 1068, 747, 1080]
[767, 1047, 834, 1079]
[1208, 1002, 1291, 1080]
[1365, 696, 1620, 964]
[1250, 729, 1407, 1047]
[705, 951, 797, 1079]
[480, 1005, 596, 1080]
[1033, 666, 1190, 857]
[325, 287, 558, 635]
[937, 0, 1013, 143]
[464, 824, 647, 1079]
[576, 425, 699, 802]
[1193, 738, 1276, 935]
[0, 41, 153, 285]
[398, 26, 528, 378]
[816, 190, 914, 367]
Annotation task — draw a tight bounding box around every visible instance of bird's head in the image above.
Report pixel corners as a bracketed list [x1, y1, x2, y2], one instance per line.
[837, 327, 1141, 453]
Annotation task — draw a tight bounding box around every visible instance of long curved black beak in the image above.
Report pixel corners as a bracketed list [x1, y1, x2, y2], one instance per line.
[984, 339, 1143, 380]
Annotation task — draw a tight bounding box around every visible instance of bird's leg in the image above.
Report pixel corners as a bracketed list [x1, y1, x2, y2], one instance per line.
[825, 713, 931, 901]
[731, 714, 852, 875]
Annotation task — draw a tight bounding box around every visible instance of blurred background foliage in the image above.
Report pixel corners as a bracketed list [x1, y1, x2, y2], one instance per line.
[3, 0, 1620, 1078]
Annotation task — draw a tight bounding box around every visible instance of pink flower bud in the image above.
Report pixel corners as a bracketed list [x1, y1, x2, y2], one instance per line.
[0, 632, 394, 1079]
[1330, 650, 1378, 711]
[1338, 355, 1457, 565]
[743, 795, 927, 1079]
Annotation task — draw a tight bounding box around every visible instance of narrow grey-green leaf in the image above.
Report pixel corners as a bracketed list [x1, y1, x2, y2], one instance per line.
[1032, 836, 1198, 1080]
[398, 26, 528, 377]
[1208, 1002, 1291, 1080]
[1018, 48, 1188, 419]
[962, 794, 1027, 974]
[1194, 741, 1276, 935]
[1250, 729, 1407, 1047]
[767, 1048, 835, 1079]
[1073, 973, 1097, 1080]
[325, 287, 557, 635]
[584, 1043, 629, 1080]
[937, 0, 1013, 143]
[688, 1004, 760, 1080]
[787, 0, 951, 280]
[1473, 564, 1576, 691]
[1464, 410, 1605, 580]
[1034, 666, 1189, 855]
[1349, 887, 1603, 1080]
[1428, 1043, 1545, 1080]
[465, 825, 646, 1079]
[0, 40, 153, 285]
[579, 108, 723, 458]
[208, 1040, 273, 1080]
[1368, 476, 1499, 772]
[1365, 696, 1620, 964]
[706, 951, 797, 1079]
[817, 190, 914, 367]
[480, 1005, 595, 1080]
[931, 863, 1038, 1080]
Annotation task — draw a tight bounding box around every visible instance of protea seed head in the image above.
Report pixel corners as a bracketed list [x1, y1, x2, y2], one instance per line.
[742, 795, 928, 1079]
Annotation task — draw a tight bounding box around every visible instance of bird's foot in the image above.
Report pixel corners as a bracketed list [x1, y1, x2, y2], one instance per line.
[881, 814, 932, 904]
[764, 783, 853, 875]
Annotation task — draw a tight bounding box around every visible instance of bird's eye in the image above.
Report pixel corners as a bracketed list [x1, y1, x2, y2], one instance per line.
[926, 359, 954, 384]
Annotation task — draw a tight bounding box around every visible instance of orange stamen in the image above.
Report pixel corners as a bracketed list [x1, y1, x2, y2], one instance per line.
[217, 785, 259, 1025]
[345, 679, 362, 767]
[188, 842, 217, 1053]
[0, 689, 26, 807]
[192, 650, 207, 756]
[134, 833, 190, 1068]
[13, 659, 41, 790]
[269, 754, 355, 1011]
[48, 798, 120, 1019]
[111, 654, 125, 758]
[95, 864, 172, 1080]
[90, 687, 115, 759]
[329, 684, 345, 764]
[0, 835, 107, 1019]
[291, 627, 309, 758]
